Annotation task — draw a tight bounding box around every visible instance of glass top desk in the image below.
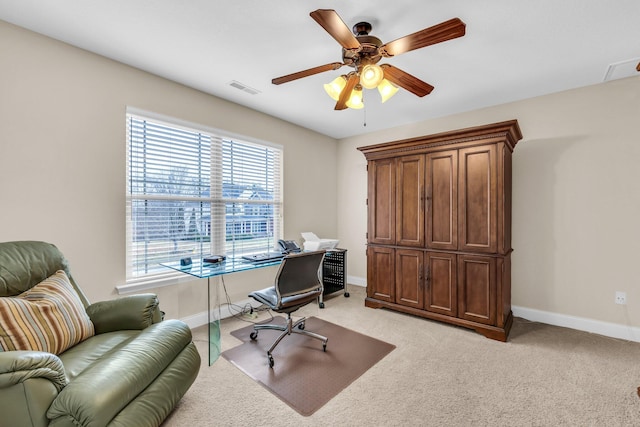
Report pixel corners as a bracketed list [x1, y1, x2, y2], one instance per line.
[161, 257, 282, 365]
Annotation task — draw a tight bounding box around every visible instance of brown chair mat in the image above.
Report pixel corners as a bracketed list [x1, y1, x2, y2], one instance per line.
[222, 316, 395, 416]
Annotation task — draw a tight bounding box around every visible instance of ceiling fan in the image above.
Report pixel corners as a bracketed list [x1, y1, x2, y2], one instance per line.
[272, 9, 466, 110]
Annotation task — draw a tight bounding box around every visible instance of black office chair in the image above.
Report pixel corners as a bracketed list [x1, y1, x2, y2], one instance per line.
[248, 250, 328, 368]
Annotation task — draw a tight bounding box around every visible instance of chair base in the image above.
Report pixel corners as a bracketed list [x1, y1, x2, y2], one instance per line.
[250, 313, 328, 368]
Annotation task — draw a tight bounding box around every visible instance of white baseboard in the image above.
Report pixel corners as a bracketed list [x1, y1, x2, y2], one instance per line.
[512, 305, 640, 343]
[348, 275, 639, 343]
[179, 278, 639, 344]
[180, 280, 367, 329]
[347, 275, 367, 287]
[180, 312, 208, 329]
[180, 297, 262, 329]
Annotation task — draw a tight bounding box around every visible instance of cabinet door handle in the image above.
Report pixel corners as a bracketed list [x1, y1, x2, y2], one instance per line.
[424, 188, 431, 214]
[424, 265, 430, 286]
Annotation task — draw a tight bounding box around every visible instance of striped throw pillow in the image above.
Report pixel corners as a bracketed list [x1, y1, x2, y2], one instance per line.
[0, 270, 95, 354]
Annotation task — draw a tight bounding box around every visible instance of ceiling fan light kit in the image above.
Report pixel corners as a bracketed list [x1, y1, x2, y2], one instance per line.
[360, 63, 384, 89]
[323, 75, 348, 101]
[377, 78, 400, 103]
[272, 9, 466, 111]
[345, 84, 364, 109]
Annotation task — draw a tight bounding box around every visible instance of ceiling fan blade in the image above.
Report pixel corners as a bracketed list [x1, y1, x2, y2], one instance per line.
[380, 18, 466, 57]
[272, 62, 344, 85]
[310, 9, 361, 50]
[381, 64, 434, 97]
[335, 73, 360, 110]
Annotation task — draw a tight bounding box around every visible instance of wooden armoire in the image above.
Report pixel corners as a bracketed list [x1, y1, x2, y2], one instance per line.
[357, 120, 522, 341]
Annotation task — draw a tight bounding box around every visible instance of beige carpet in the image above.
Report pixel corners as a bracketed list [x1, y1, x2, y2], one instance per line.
[221, 316, 395, 415]
[163, 286, 640, 426]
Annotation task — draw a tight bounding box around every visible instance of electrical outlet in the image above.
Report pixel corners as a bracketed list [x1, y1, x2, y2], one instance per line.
[615, 291, 627, 305]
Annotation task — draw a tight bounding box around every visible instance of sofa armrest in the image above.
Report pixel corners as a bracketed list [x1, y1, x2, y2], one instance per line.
[86, 293, 161, 334]
[0, 351, 67, 392]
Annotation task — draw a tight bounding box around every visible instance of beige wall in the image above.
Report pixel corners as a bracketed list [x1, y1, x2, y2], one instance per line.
[0, 21, 338, 320]
[338, 75, 640, 330]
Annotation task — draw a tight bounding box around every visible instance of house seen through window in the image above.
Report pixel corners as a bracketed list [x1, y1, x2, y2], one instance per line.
[126, 111, 283, 283]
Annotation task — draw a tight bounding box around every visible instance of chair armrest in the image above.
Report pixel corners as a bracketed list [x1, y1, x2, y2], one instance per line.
[0, 351, 67, 392]
[86, 293, 161, 334]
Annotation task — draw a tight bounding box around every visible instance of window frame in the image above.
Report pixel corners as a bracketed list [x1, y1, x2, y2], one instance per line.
[125, 108, 283, 286]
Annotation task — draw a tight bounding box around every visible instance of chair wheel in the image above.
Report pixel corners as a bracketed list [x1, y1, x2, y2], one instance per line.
[298, 322, 305, 330]
[268, 354, 274, 368]
[344, 292, 350, 297]
[319, 302, 325, 308]
[250, 331, 258, 340]
[322, 341, 327, 352]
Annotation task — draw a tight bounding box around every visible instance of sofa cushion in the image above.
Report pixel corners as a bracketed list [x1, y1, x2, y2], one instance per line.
[59, 331, 139, 382]
[47, 320, 195, 426]
[0, 270, 95, 354]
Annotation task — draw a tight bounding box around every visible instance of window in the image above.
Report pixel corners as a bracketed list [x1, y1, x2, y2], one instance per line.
[126, 111, 283, 283]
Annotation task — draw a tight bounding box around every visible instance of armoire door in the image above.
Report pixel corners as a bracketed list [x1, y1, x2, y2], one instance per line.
[368, 159, 396, 245]
[458, 145, 497, 253]
[426, 150, 458, 250]
[457, 254, 496, 325]
[395, 248, 423, 308]
[366, 246, 395, 302]
[396, 155, 425, 247]
[425, 251, 457, 316]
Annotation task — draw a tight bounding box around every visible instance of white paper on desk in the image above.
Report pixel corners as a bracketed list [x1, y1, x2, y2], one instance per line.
[301, 232, 339, 251]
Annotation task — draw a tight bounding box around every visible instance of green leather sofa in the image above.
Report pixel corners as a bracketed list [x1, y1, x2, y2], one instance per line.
[0, 241, 201, 427]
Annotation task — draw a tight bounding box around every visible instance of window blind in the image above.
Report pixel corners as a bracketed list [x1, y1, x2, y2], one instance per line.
[126, 113, 283, 283]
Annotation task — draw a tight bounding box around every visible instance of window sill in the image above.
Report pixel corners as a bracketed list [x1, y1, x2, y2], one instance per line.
[115, 273, 201, 295]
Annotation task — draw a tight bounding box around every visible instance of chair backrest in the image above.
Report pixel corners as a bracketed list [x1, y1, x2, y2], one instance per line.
[274, 250, 325, 299]
[0, 241, 89, 307]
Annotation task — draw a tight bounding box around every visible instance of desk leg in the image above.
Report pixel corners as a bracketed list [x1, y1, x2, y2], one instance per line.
[207, 277, 221, 365]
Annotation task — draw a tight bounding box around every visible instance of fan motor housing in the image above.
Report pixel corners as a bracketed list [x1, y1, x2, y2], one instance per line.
[342, 21, 382, 67]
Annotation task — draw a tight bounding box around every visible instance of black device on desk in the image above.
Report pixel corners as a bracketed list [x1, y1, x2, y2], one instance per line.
[203, 255, 226, 264]
[278, 239, 301, 254]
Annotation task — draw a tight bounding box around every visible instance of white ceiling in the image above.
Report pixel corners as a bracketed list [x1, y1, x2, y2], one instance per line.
[1, 1, 638, 139]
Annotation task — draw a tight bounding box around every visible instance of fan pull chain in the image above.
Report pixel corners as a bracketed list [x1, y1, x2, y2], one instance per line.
[363, 92, 367, 127]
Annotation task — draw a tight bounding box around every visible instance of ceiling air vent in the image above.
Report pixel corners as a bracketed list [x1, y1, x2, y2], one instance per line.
[603, 58, 640, 82]
[228, 80, 261, 95]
